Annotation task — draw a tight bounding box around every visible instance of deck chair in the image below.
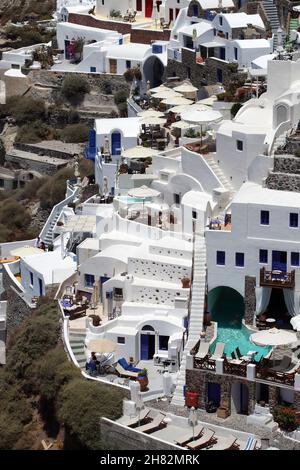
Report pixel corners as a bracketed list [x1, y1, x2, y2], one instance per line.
[175, 425, 204, 446]
[186, 428, 216, 450]
[122, 408, 150, 428]
[135, 412, 166, 434]
[211, 343, 225, 360]
[239, 436, 258, 450]
[206, 434, 238, 451]
[231, 351, 237, 360]
[115, 363, 139, 379]
[195, 342, 210, 360]
[271, 355, 291, 372]
[236, 347, 243, 360]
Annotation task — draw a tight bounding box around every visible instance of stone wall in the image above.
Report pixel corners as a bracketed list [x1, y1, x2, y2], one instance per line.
[186, 369, 256, 415]
[130, 28, 170, 44]
[244, 276, 256, 325]
[1, 267, 33, 336]
[165, 49, 243, 87]
[6, 152, 68, 176]
[100, 418, 180, 450]
[14, 143, 76, 161]
[266, 171, 300, 192]
[68, 13, 132, 35]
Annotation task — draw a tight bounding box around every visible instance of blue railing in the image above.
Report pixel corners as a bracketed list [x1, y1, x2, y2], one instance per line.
[85, 145, 96, 161]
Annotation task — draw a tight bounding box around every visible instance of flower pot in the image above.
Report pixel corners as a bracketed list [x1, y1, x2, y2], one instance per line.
[137, 376, 148, 392]
[181, 278, 190, 289]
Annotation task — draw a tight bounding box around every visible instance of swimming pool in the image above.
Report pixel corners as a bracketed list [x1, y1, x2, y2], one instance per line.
[211, 325, 271, 361]
[116, 196, 152, 204]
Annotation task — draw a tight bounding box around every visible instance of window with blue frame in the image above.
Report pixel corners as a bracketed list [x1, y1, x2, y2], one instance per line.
[152, 44, 163, 54]
[290, 212, 298, 228]
[219, 16, 223, 25]
[259, 249, 268, 263]
[291, 252, 300, 266]
[159, 336, 169, 350]
[85, 274, 95, 288]
[119, 38, 123, 44]
[260, 210, 269, 225]
[216, 251, 225, 265]
[126, 60, 131, 69]
[235, 252, 244, 267]
[90, 66, 96, 73]
[192, 4, 199, 16]
[30, 271, 34, 286]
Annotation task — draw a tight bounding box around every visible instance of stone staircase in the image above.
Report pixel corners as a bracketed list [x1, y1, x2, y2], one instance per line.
[205, 153, 235, 196]
[262, 0, 280, 50]
[171, 233, 206, 406]
[69, 328, 86, 369]
[43, 211, 61, 246]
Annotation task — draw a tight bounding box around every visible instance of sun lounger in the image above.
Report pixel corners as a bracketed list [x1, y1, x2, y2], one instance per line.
[175, 425, 204, 446]
[122, 408, 150, 428]
[285, 361, 300, 375]
[271, 355, 291, 372]
[115, 363, 139, 379]
[240, 436, 258, 450]
[186, 428, 216, 450]
[236, 347, 243, 360]
[205, 434, 238, 450]
[195, 342, 210, 360]
[211, 342, 225, 360]
[135, 412, 166, 434]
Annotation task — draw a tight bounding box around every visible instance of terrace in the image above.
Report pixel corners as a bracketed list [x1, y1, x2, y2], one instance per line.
[260, 267, 295, 289]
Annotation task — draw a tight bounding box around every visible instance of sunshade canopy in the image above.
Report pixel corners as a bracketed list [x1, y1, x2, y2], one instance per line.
[128, 185, 160, 198]
[161, 96, 194, 106]
[174, 83, 198, 93]
[122, 146, 159, 159]
[181, 108, 222, 124]
[152, 90, 182, 99]
[250, 328, 297, 347]
[170, 120, 195, 129]
[88, 338, 117, 353]
[137, 109, 165, 118]
[139, 116, 166, 126]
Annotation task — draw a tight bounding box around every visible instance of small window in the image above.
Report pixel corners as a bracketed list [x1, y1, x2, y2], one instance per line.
[0, 179, 4, 188]
[126, 60, 131, 69]
[216, 250, 225, 265]
[192, 210, 197, 219]
[260, 210, 269, 226]
[236, 140, 243, 151]
[30, 272, 34, 286]
[174, 193, 180, 205]
[85, 274, 95, 288]
[290, 213, 298, 228]
[152, 44, 163, 54]
[159, 335, 169, 350]
[235, 252, 244, 267]
[291, 252, 299, 267]
[136, 0, 142, 11]
[90, 66, 96, 73]
[186, 66, 191, 79]
[117, 337, 125, 344]
[219, 16, 223, 26]
[259, 249, 268, 264]
[234, 47, 238, 60]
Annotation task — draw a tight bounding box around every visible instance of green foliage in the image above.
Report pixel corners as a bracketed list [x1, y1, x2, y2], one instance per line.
[58, 123, 89, 143]
[138, 368, 148, 377]
[19, 176, 49, 201]
[114, 89, 129, 106]
[0, 411, 23, 450]
[6, 96, 46, 124]
[0, 199, 31, 231]
[15, 120, 53, 143]
[273, 405, 298, 432]
[100, 79, 112, 94]
[4, 23, 54, 49]
[61, 75, 90, 105]
[231, 102, 243, 118]
[58, 380, 123, 449]
[37, 167, 73, 210]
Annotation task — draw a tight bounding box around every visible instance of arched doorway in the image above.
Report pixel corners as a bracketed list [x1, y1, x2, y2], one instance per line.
[208, 286, 245, 328]
[111, 131, 121, 156]
[143, 56, 164, 88]
[276, 104, 288, 127]
[140, 325, 156, 360]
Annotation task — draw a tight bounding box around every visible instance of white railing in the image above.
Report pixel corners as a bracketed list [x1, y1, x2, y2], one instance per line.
[39, 182, 79, 242]
[265, 120, 291, 156]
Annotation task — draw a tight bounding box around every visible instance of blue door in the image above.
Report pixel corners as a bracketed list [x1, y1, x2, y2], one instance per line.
[100, 276, 110, 301]
[111, 132, 121, 156]
[65, 40, 70, 60]
[272, 251, 287, 272]
[38, 278, 43, 297]
[141, 334, 149, 360]
[207, 382, 221, 407]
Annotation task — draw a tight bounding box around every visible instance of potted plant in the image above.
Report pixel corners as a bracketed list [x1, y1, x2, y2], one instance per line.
[181, 277, 191, 288]
[137, 368, 148, 391]
[89, 314, 101, 327]
[273, 405, 298, 432]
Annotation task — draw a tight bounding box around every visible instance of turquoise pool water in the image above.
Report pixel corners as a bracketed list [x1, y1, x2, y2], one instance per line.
[211, 325, 271, 361]
[117, 196, 152, 204]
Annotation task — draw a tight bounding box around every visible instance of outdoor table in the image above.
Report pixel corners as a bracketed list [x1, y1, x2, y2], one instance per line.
[266, 318, 276, 328]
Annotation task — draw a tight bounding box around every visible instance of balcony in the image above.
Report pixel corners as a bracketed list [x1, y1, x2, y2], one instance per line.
[260, 267, 295, 289]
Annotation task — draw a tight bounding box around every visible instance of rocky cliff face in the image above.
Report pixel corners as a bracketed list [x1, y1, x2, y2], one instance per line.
[0, 0, 55, 25]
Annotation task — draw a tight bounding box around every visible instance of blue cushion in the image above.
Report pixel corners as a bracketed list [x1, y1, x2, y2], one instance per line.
[128, 366, 142, 373]
[118, 357, 130, 370]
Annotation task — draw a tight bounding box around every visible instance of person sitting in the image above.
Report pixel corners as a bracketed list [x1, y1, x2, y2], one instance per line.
[86, 352, 99, 376]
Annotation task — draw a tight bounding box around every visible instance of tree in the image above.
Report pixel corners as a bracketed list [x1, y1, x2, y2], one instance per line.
[6, 96, 45, 124]
[61, 75, 90, 105]
[59, 123, 89, 143]
[58, 379, 124, 449]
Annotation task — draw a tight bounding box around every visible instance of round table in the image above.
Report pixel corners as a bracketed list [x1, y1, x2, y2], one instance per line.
[266, 318, 276, 328]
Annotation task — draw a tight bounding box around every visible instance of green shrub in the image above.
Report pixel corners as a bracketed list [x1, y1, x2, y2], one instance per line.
[20, 177, 49, 200]
[15, 120, 52, 143]
[114, 89, 129, 105]
[100, 79, 112, 94]
[37, 167, 73, 210]
[0, 412, 23, 450]
[61, 75, 90, 104]
[58, 123, 89, 143]
[6, 97, 46, 124]
[0, 200, 31, 231]
[273, 405, 298, 432]
[58, 379, 124, 449]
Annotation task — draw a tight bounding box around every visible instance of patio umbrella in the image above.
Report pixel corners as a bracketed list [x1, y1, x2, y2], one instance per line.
[152, 90, 182, 100]
[190, 103, 211, 112]
[137, 109, 165, 118]
[139, 116, 166, 126]
[128, 185, 160, 198]
[122, 146, 159, 159]
[174, 83, 198, 93]
[195, 95, 217, 106]
[168, 104, 193, 115]
[181, 108, 222, 144]
[88, 338, 117, 354]
[149, 84, 169, 94]
[161, 96, 194, 106]
[10, 246, 43, 257]
[250, 328, 297, 347]
[170, 120, 195, 130]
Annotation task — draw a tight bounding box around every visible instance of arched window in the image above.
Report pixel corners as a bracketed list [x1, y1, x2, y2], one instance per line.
[276, 104, 288, 127]
[142, 325, 155, 331]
